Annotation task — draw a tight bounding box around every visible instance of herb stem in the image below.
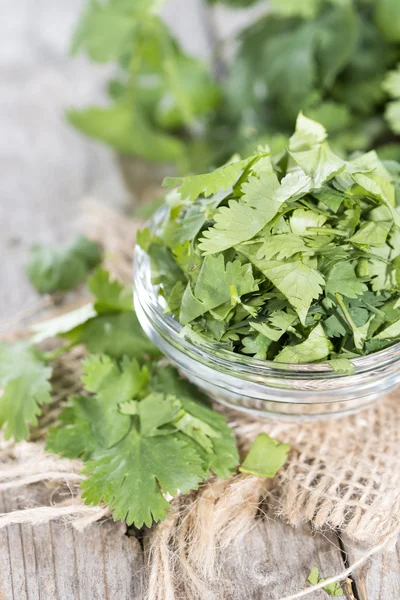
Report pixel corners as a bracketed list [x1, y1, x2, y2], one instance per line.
[307, 228, 348, 237]
[335, 293, 357, 332]
[42, 342, 75, 363]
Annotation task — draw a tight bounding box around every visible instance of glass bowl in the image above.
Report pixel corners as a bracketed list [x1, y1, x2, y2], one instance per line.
[133, 218, 400, 419]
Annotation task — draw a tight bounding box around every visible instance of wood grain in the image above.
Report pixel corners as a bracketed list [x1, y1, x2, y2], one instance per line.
[0, 485, 347, 600]
[0, 487, 145, 600]
[218, 512, 345, 600]
[342, 536, 400, 600]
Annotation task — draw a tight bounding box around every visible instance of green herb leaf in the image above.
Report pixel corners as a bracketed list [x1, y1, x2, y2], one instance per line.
[180, 255, 258, 325]
[80, 355, 144, 447]
[164, 156, 256, 201]
[81, 428, 205, 528]
[274, 324, 333, 363]
[350, 221, 392, 247]
[259, 261, 324, 325]
[0, 342, 52, 441]
[239, 433, 290, 478]
[307, 566, 344, 596]
[325, 262, 367, 299]
[68, 104, 184, 161]
[327, 358, 355, 375]
[27, 235, 102, 294]
[46, 396, 98, 460]
[88, 268, 133, 313]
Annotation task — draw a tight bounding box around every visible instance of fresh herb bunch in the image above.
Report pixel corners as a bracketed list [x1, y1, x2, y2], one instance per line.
[47, 354, 239, 527]
[212, 0, 400, 162]
[139, 114, 400, 374]
[68, 0, 220, 170]
[1, 265, 289, 527]
[68, 0, 400, 170]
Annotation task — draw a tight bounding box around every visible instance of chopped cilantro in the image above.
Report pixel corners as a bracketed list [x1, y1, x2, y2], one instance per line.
[141, 115, 400, 366]
[239, 434, 290, 478]
[307, 566, 344, 596]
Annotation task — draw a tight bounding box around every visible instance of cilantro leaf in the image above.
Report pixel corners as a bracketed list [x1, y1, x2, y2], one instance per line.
[198, 170, 312, 255]
[138, 393, 181, 436]
[290, 143, 346, 188]
[27, 235, 103, 294]
[81, 429, 205, 528]
[180, 255, 258, 325]
[289, 113, 327, 151]
[198, 200, 271, 255]
[152, 365, 239, 478]
[274, 324, 333, 363]
[163, 156, 256, 201]
[290, 209, 327, 235]
[88, 268, 133, 312]
[325, 262, 367, 299]
[352, 173, 400, 229]
[327, 358, 355, 375]
[242, 334, 272, 359]
[46, 357, 238, 527]
[46, 396, 98, 460]
[350, 221, 392, 247]
[68, 104, 184, 162]
[67, 311, 160, 360]
[80, 355, 143, 447]
[256, 234, 308, 261]
[259, 261, 324, 325]
[0, 342, 52, 441]
[374, 318, 400, 340]
[239, 434, 290, 478]
[250, 310, 297, 342]
[307, 566, 344, 596]
[70, 0, 147, 62]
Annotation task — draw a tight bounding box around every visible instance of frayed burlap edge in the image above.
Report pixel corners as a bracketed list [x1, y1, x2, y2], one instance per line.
[1, 200, 399, 600]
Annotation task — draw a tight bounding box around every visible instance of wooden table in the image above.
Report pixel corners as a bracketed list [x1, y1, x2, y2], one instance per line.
[0, 1, 399, 597]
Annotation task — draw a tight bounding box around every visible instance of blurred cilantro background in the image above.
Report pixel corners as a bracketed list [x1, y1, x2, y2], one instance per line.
[68, 0, 400, 174]
[3, 0, 400, 320]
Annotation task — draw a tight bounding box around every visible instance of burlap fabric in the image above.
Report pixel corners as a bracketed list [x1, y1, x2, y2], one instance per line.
[1, 200, 400, 599]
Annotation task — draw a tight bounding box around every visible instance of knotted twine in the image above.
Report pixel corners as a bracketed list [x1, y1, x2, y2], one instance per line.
[1, 199, 399, 599]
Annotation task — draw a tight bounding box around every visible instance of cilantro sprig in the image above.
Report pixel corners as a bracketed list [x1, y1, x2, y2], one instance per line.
[1, 266, 291, 528]
[140, 114, 400, 373]
[47, 356, 238, 527]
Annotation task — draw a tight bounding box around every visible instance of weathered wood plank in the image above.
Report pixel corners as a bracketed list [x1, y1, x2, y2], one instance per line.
[47, 522, 79, 600]
[219, 512, 345, 600]
[0, 487, 145, 600]
[342, 536, 400, 600]
[0, 494, 14, 600]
